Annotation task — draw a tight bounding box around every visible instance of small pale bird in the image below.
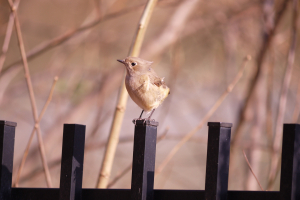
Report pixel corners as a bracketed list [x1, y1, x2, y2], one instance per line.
[117, 57, 170, 120]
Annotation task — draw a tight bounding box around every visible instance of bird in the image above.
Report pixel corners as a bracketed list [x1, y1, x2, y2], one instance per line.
[117, 57, 170, 121]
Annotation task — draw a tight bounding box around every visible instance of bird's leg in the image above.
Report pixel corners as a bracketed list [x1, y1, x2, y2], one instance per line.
[133, 110, 144, 125]
[147, 109, 155, 121]
[138, 110, 144, 119]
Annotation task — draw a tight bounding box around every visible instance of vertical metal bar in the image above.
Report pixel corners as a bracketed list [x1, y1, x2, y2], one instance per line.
[0, 120, 16, 200]
[131, 119, 158, 200]
[280, 124, 300, 200]
[59, 124, 86, 200]
[205, 122, 232, 200]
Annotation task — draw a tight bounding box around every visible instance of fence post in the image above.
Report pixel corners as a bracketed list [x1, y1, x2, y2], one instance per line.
[205, 122, 232, 200]
[131, 119, 158, 200]
[0, 120, 16, 200]
[59, 124, 86, 200]
[280, 124, 300, 200]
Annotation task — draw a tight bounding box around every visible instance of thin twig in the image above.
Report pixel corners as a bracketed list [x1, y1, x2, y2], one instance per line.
[157, 40, 183, 126]
[93, 0, 102, 17]
[266, 55, 274, 148]
[230, 0, 289, 147]
[142, 2, 259, 60]
[229, 0, 289, 185]
[268, 0, 298, 190]
[107, 164, 131, 188]
[1, 1, 256, 78]
[87, 72, 111, 138]
[97, 0, 159, 188]
[7, 0, 53, 187]
[19, 128, 268, 185]
[141, 0, 198, 58]
[14, 76, 58, 187]
[18, 133, 138, 185]
[26, 66, 124, 164]
[0, 0, 20, 74]
[1, 3, 146, 75]
[155, 56, 251, 175]
[242, 150, 264, 191]
[107, 127, 168, 188]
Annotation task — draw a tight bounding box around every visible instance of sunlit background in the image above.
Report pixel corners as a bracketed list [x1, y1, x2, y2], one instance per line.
[0, 0, 299, 191]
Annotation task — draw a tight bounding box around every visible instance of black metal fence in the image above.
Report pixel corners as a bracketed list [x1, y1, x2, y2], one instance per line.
[0, 119, 299, 200]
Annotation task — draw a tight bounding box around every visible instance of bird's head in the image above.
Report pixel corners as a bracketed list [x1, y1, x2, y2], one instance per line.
[117, 57, 153, 76]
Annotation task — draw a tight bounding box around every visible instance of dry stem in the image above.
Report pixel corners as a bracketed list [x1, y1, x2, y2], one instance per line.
[14, 77, 58, 187]
[142, 2, 259, 60]
[242, 150, 264, 191]
[0, 0, 20, 74]
[7, 0, 53, 187]
[155, 56, 251, 175]
[96, 0, 158, 188]
[266, 56, 274, 147]
[268, 0, 298, 189]
[230, 0, 289, 147]
[1, 3, 147, 75]
[18, 133, 138, 185]
[229, 0, 289, 186]
[141, 0, 198, 58]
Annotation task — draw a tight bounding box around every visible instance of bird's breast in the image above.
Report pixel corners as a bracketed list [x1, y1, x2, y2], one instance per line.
[125, 74, 169, 112]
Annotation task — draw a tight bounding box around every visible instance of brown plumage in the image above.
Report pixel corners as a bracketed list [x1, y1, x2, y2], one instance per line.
[117, 57, 170, 120]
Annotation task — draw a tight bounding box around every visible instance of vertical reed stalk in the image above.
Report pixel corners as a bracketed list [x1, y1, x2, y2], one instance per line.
[96, 0, 158, 188]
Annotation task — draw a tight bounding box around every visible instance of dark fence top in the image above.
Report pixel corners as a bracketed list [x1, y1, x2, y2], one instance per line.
[0, 120, 17, 127]
[207, 122, 232, 128]
[0, 120, 299, 200]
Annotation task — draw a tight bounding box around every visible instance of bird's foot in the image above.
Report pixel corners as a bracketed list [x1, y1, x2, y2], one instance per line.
[132, 118, 144, 125]
[143, 119, 148, 126]
[144, 117, 154, 125]
[132, 118, 156, 126]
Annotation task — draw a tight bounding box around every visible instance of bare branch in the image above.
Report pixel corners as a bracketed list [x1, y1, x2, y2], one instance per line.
[14, 77, 58, 187]
[0, 0, 20, 74]
[7, 0, 53, 187]
[242, 150, 264, 191]
[1, 3, 146, 75]
[155, 56, 252, 175]
[231, 0, 289, 148]
[141, 0, 198, 58]
[268, 0, 298, 190]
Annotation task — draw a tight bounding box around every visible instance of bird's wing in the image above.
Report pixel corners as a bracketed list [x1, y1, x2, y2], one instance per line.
[137, 74, 150, 92]
[148, 69, 165, 87]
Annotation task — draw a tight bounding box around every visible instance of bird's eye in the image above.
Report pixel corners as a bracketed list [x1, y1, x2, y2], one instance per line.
[131, 62, 137, 67]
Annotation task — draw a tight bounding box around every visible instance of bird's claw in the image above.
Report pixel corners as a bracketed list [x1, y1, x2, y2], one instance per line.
[132, 118, 157, 126]
[132, 118, 143, 126]
[132, 118, 149, 126]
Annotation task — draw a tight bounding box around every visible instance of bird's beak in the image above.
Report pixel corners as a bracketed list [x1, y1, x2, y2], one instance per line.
[117, 59, 125, 64]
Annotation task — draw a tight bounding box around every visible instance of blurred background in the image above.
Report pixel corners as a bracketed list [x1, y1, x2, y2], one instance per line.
[0, 0, 299, 191]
